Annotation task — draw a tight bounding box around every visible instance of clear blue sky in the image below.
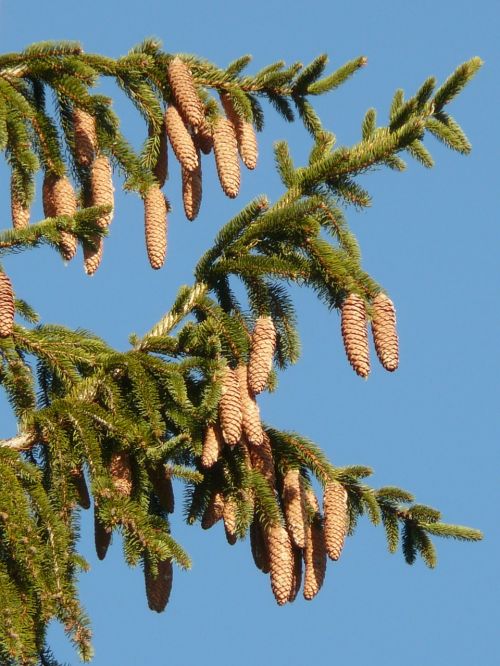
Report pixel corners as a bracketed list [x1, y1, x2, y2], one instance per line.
[0, 0, 498, 664]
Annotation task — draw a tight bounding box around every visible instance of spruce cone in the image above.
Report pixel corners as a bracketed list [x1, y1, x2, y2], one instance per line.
[153, 124, 168, 187]
[165, 105, 199, 172]
[220, 93, 258, 170]
[201, 422, 223, 468]
[323, 480, 349, 561]
[303, 490, 327, 600]
[167, 57, 204, 128]
[235, 364, 264, 447]
[84, 155, 114, 275]
[148, 464, 174, 513]
[247, 431, 276, 488]
[70, 467, 90, 510]
[212, 116, 240, 198]
[194, 123, 213, 155]
[73, 108, 97, 166]
[248, 316, 276, 394]
[201, 491, 225, 529]
[223, 497, 238, 545]
[94, 507, 111, 560]
[250, 520, 270, 573]
[109, 451, 132, 496]
[264, 522, 294, 606]
[371, 292, 399, 372]
[42, 173, 78, 261]
[0, 272, 15, 338]
[283, 469, 306, 548]
[144, 185, 168, 269]
[218, 365, 243, 446]
[182, 149, 202, 221]
[10, 176, 30, 229]
[144, 558, 173, 613]
[341, 293, 370, 378]
[288, 546, 303, 602]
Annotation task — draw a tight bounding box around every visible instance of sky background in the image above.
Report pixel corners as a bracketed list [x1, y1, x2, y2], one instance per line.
[0, 0, 498, 664]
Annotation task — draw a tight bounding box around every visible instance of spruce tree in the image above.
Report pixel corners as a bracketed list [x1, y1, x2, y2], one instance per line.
[0, 39, 483, 664]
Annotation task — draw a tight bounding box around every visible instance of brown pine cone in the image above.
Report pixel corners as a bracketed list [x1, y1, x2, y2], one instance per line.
[0, 272, 15, 338]
[283, 469, 306, 549]
[218, 365, 243, 446]
[223, 497, 238, 545]
[371, 292, 399, 372]
[153, 123, 168, 187]
[288, 546, 303, 602]
[84, 155, 114, 275]
[109, 451, 132, 497]
[182, 150, 202, 221]
[220, 93, 258, 170]
[73, 108, 97, 166]
[144, 185, 168, 269]
[235, 364, 263, 447]
[201, 491, 225, 529]
[323, 480, 349, 561]
[148, 464, 174, 513]
[212, 116, 240, 198]
[10, 176, 30, 229]
[250, 519, 270, 573]
[144, 558, 173, 613]
[201, 422, 223, 468]
[247, 431, 276, 488]
[248, 316, 276, 394]
[70, 467, 90, 510]
[303, 489, 327, 600]
[341, 293, 370, 378]
[94, 507, 111, 560]
[264, 522, 294, 606]
[167, 57, 204, 128]
[165, 105, 199, 172]
[42, 173, 78, 261]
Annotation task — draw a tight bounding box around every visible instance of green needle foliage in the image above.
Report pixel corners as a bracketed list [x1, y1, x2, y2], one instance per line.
[0, 39, 483, 664]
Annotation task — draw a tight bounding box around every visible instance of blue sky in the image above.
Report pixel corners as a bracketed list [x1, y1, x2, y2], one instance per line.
[0, 0, 498, 664]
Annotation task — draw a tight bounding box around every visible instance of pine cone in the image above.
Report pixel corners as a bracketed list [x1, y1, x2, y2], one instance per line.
[73, 108, 97, 167]
[212, 116, 240, 198]
[182, 150, 202, 221]
[341, 293, 370, 378]
[0, 272, 15, 338]
[250, 520, 270, 573]
[201, 422, 223, 468]
[323, 480, 349, 561]
[303, 490, 327, 600]
[288, 546, 303, 602]
[42, 173, 78, 261]
[153, 123, 168, 187]
[283, 469, 306, 548]
[109, 451, 132, 496]
[144, 185, 168, 269]
[220, 92, 258, 170]
[167, 57, 204, 128]
[144, 558, 173, 613]
[235, 364, 263, 447]
[70, 467, 90, 510]
[165, 105, 199, 172]
[201, 491, 225, 529]
[218, 365, 243, 446]
[247, 431, 276, 488]
[223, 497, 238, 545]
[148, 464, 174, 513]
[10, 176, 30, 229]
[371, 292, 399, 371]
[94, 507, 112, 560]
[264, 522, 294, 606]
[84, 155, 114, 275]
[248, 316, 276, 394]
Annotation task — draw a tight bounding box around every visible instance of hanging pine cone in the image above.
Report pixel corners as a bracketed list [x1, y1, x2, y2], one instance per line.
[42, 173, 78, 261]
[220, 92, 258, 170]
[264, 522, 294, 606]
[201, 422, 223, 468]
[73, 107, 97, 166]
[109, 451, 133, 497]
[153, 125, 168, 187]
[323, 480, 349, 561]
[341, 293, 370, 378]
[144, 185, 168, 269]
[165, 105, 199, 172]
[248, 316, 276, 394]
[303, 489, 327, 600]
[70, 467, 90, 510]
[212, 116, 240, 198]
[223, 497, 238, 545]
[247, 431, 276, 488]
[218, 365, 243, 446]
[84, 155, 114, 275]
[235, 364, 264, 447]
[144, 558, 173, 613]
[288, 546, 303, 602]
[371, 292, 399, 372]
[10, 176, 30, 229]
[201, 491, 225, 529]
[250, 520, 270, 573]
[194, 122, 213, 155]
[148, 464, 174, 513]
[283, 468, 306, 549]
[167, 57, 204, 128]
[94, 507, 111, 560]
[182, 149, 202, 221]
[0, 272, 15, 338]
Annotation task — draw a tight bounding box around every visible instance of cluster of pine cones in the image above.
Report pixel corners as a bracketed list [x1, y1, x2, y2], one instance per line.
[341, 292, 399, 377]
